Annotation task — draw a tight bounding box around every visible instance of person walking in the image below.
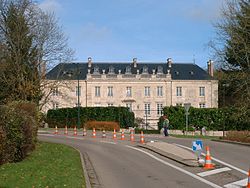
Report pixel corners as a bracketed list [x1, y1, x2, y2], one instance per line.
[163, 115, 169, 136]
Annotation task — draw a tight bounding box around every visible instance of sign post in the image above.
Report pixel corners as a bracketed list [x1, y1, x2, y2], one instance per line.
[184, 103, 191, 135]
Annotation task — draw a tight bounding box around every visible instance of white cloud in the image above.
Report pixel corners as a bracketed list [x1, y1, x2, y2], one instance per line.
[39, 0, 62, 13]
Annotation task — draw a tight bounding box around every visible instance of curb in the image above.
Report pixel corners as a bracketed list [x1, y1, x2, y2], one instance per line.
[138, 144, 199, 167]
[212, 139, 250, 147]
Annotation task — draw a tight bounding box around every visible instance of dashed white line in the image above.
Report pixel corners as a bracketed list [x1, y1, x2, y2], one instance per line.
[223, 178, 248, 188]
[197, 167, 231, 177]
[126, 145, 222, 188]
[100, 141, 117, 145]
[174, 143, 248, 175]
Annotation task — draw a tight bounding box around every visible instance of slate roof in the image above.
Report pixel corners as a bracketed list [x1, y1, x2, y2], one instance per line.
[46, 62, 214, 80]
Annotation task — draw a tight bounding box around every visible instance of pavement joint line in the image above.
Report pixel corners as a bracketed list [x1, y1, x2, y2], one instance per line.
[197, 167, 231, 177]
[173, 143, 248, 175]
[223, 178, 248, 188]
[125, 145, 223, 188]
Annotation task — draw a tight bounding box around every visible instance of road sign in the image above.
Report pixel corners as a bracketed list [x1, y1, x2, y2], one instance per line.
[192, 140, 203, 151]
[184, 103, 191, 112]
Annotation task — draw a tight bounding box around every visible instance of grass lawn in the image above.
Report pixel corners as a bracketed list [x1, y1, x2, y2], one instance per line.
[170, 134, 219, 139]
[0, 142, 85, 188]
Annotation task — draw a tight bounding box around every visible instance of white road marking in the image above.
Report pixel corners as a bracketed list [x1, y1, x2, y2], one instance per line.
[66, 136, 84, 140]
[223, 178, 248, 188]
[126, 145, 222, 188]
[197, 167, 231, 177]
[38, 134, 55, 136]
[100, 141, 117, 145]
[174, 143, 248, 175]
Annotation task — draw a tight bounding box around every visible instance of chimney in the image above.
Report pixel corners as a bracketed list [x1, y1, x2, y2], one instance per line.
[88, 57, 92, 68]
[207, 60, 214, 77]
[133, 58, 137, 68]
[167, 58, 172, 68]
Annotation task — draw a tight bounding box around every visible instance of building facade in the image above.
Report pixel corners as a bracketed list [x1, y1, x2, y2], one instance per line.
[43, 58, 218, 129]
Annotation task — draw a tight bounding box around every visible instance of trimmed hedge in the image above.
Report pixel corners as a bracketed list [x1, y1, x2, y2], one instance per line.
[134, 128, 160, 134]
[158, 106, 250, 131]
[46, 107, 134, 129]
[85, 121, 120, 131]
[0, 102, 38, 165]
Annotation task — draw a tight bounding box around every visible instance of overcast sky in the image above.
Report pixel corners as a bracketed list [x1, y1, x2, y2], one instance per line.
[38, 0, 225, 68]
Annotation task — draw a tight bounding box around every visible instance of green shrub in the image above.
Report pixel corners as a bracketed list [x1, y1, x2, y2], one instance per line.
[135, 128, 160, 134]
[46, 107, 134, 129]
[0, 102, 38, 165]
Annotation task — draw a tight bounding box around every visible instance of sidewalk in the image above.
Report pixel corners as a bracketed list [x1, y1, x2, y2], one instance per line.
[140, 141, 199, 167]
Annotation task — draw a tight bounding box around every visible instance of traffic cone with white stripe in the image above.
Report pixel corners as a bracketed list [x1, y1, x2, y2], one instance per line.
[130, 129, 135, 142]
[203, 146, 214, 169]
[140, 131, 145, 144]
[247, 168, 250, 188]
[121, 129, 125, 140]
[73, 126, 77, 136]
[64, 126, 68, 135]
[92, 128, 96, 138]
[83, 127, 87, 136]
[54, 126, 58, 134]
[113, 129, 117, 139]
[102, 130, 106, 138]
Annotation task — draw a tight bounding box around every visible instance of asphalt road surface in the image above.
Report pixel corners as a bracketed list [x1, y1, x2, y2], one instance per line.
[39, 133, 249, 188]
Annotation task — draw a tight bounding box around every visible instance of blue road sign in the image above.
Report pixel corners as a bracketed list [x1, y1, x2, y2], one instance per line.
[192, 140, 203, 151]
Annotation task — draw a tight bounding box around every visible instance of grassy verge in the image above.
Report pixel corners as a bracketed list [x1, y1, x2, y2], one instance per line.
[170, 134, 219, 139]
[0, 142, 85, 188]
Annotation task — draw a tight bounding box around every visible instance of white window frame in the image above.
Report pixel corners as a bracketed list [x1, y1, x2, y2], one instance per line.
[52, 87, 59, 96]
[199, 103, 206, 108]
[126, 87, 132, 97]
[157, 86, 163, 97]
[144, 103, 151, 115]
[95, 86, 100, 97]
[107, 103, 113, 107]
[157, 103, 163, 116]
[199, 87, 205, 96]
[53, 102, 59, 109]
[126, 103, 132, 111]
[176, 86, 182, 96]
[108, 86, 113, 97]
[144, 86, 150, 97]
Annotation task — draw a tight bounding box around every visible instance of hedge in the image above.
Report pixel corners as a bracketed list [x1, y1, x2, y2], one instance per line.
[0, 102, 38, 165]
[46, 107, 134, 129]
[158, 106, 250, 131]
[85, 121, 120, 131]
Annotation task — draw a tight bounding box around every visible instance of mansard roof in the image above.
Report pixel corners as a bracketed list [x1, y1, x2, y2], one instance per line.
[46, 62, 214, 80]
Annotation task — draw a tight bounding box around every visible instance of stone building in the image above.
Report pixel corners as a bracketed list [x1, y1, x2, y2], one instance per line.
[43, 58, 218, 129]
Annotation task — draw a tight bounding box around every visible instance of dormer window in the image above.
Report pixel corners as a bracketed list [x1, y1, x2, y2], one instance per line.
[125, 66, 131, 74]
[93, 66, 99, 74]
[142, 66, 148, 74]
[157, 66, 163, 74]
[109, 66, 115, 74]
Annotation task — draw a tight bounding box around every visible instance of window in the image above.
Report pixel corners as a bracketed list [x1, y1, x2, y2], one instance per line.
[157, 66, 163, 74]
[125, 66, 131, 74]
[199, 87, 205, 96]
[157, 86, 163, 97]
[95, 86, 100, 97]
[108, 103, 113, 107]
[93, 66, 99, 74]
[144, 103, 151, 115]
[142, 66, 148, 74]
[76, 86, 81, 96]
[176, 87, 182, 96]
[108, 86, 113, 97]
[52, 102, 59, 109]
[126, 103, 132, 112]
[199, 103, 206, 108]
[75, 103, 81, 107]
[176, 103, 183, 106]
[144, 86, 150, 96]
[52, 87, 59, 96]
[126, 87, 132, 97]
[109, 66, 115, 74]
[157, 103, 163, 115]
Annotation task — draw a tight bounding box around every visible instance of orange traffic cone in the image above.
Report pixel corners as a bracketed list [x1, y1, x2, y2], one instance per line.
[64, 126, 68, 135]
[247, 168, 250, 188]
[113, 129, 117, 139]
[121, 129, 125, 140]
[54, 126, 58, 134]
[92, 128, 96, 138]
[203, 146, 214, 169]
[140, 131, 145, 144]
[102, 130, 106, 138]
[130, 129, 135, 142]
[73, 126, 77, 136]
[83, 127, 87, 136]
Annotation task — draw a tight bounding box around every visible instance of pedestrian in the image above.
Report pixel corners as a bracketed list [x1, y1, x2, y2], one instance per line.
[163, 115, 169, 136]
[201, 126, 206, 136]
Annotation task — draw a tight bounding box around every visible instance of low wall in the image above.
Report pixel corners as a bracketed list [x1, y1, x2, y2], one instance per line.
[168, 130, 224, 137]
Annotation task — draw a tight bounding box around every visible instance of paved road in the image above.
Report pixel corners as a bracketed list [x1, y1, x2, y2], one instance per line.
[39, 134, 216, 188]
